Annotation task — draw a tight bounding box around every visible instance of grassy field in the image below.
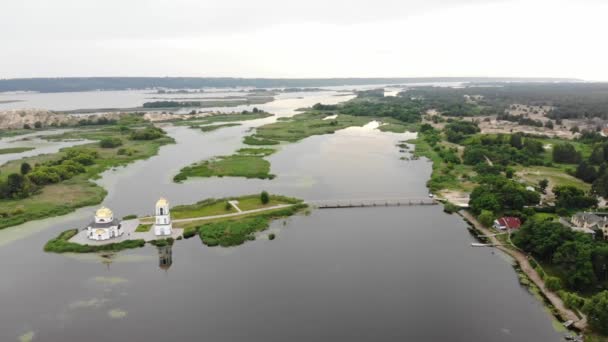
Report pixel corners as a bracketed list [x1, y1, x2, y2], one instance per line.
[516, 165, 591, 191]
[173, 147, 278, 182]
[174, 155, 273, 182]
[0, 147, 35, 155]
[0, 126, 174, 229]
[252, 112, 371, 142]
[166, 194, 301, 220]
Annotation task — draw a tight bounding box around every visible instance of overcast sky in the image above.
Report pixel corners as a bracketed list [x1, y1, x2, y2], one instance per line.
[1, 0, 607, 80]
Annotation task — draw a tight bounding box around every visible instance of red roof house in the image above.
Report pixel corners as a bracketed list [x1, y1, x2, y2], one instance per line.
[493, 217, 521, 230]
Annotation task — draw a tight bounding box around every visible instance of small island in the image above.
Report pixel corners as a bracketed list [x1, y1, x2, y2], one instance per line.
[44, 193, 307, 253]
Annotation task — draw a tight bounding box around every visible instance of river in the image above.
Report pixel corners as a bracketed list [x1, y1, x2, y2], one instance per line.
[0, 90, 563, 341]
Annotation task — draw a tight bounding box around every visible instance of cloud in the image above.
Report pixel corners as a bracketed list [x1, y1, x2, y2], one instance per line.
[1, 0, 607, 80]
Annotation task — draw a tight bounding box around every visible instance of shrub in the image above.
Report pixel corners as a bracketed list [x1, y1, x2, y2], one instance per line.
[122, 214, 137, 220]
[269, 233, 276, 240]
[183, 227, 197, 239]
[442, 201, 460, 214]
[261, 191, 270, 204]
[545, 276, 562, 291]
[99, 137, 123, 148]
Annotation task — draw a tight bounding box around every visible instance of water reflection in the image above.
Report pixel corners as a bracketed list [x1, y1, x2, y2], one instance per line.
[157, 245, 173, 271]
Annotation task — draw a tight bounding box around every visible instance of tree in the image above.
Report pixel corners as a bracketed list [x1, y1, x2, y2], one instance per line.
[553, 240, 596, 289]
[590, 146, 605, 165]
[544, 120, 554, 129]
[34, 121, 42, 129]
[553, 185, 597, 209]
[583, 291, 608, 334]
[260, 191, 270, 204]
[4, 173, 29, 199]
[539, 179, 549, 193]
[99, 137, 123, 148]
[510, 133, 523, 149]
[20, 162, 32, 175]
[575, 161, 598, 183]
[478, 210, 495, 227]
[552, 143, 581, 164]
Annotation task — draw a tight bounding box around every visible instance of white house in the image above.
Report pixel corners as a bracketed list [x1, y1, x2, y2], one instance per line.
[154, 197, 173, 236]
[87, 207, 123, 241]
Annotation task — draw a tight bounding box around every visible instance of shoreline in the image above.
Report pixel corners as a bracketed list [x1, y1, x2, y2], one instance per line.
[457, 210, 587, 332]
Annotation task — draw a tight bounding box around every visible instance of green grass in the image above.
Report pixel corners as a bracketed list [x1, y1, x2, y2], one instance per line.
[0, 147, 35, 155]
[515, 165, 591, 191]
[197, 204, 307, 247]
[0, 126, 174, 229]
[195, 123, 241, 132]
[135, 224, 152, 232]
[377, 118, 418, 133]
[407, 136, 476, 192]
[166, 194, 301, 220]
[174, 155, 274, 182]
[236, 148, 277, 157]
[243, 135, 280, 146]
[44, 229, 146, 253]
[253, 112, 371, 142]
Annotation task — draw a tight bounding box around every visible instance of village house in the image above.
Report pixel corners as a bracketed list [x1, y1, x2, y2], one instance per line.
[571, 212, 608, 239]
[493, 217, 521, 230]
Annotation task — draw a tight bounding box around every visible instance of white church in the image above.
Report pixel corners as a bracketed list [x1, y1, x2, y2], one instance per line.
[154, 197, 173, 236]
[87, 206, 123, 241]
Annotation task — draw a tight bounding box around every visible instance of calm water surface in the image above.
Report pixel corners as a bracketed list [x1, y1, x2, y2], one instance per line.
[0, 91, 563, 341]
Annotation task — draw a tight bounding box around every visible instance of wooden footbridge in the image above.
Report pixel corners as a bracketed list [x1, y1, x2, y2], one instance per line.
[307, 197, 438, 209]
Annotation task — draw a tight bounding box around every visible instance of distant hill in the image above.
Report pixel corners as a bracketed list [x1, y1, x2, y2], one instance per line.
[0, 77, 580, 93]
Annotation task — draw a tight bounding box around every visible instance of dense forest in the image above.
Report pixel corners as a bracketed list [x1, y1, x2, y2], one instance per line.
[407, 83, 608, 119]
[0, 77, 573, 93]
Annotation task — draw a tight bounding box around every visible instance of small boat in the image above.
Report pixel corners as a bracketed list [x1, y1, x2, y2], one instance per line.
[471, 243, 492, 247]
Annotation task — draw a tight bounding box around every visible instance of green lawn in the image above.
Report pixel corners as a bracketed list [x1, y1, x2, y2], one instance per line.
[0, 147, 35, 155]
[135, 224, 152, 232]
[174, 155, 273, 182]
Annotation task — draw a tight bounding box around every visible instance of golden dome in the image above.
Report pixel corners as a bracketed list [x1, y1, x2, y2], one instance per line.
[95, 206, 113, 219]
[156, 197, 168, 207]
[95, 229, 106, 235]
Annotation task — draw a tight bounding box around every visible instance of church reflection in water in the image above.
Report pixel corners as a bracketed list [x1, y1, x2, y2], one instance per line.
[157, 245, 173, 271]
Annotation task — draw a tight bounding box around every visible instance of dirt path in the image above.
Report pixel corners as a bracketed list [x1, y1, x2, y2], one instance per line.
[459, 210, 587, 331]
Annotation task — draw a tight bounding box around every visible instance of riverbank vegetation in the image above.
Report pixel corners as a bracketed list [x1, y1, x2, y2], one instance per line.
[0, 147, 35, 155]
[142, 97, 273, 109]
[171, 108, 272, 126]
[44, 229, 145, 253]
[196, 203, 307, 247]
[195, 123, 240, 132]
[0, 124, 174, 229]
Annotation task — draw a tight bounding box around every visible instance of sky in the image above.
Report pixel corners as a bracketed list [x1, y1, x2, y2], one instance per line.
[1, 0, 607, 80]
